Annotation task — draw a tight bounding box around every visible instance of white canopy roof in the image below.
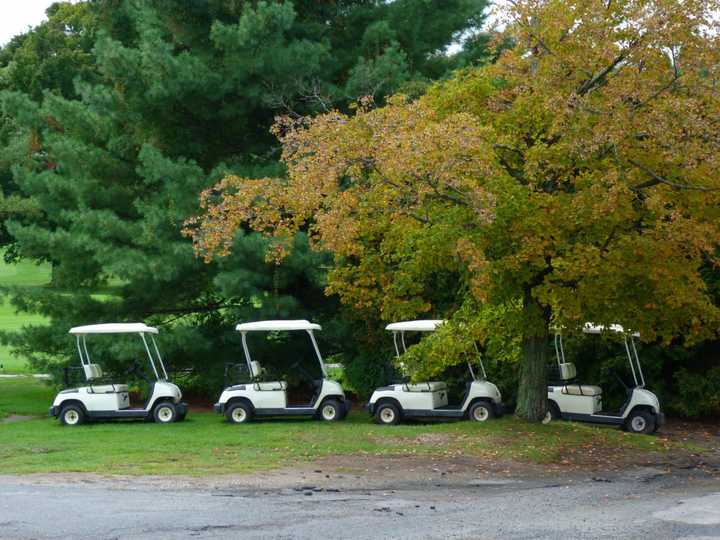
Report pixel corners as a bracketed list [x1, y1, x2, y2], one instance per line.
[69, 323, 159, 335]
[235, 320, 322, 332]
[386, 320, 446, 332]
[583, 323, 640, 338]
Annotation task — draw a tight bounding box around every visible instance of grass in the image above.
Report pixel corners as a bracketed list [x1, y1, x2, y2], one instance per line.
[0, 377, 681, 476]
[0, 253, 51, 374]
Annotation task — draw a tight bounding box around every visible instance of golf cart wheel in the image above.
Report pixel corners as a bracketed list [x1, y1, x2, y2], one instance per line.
[625, 410, 655, 435]
[226, 402, 253, 424]
[153, 402, 178, 424]
[319, 399, 343, 422]
[469, 401, 495, 423]
[546, 401, 561, 422]
[60, 404, 85, 426]
[375, 402, 400, 425]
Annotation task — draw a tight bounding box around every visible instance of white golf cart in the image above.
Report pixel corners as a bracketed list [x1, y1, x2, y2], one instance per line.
[367, 320, 504, 425]
[213, 320, 350, 423]
[546, 323, 665, 434]
[49, 323, 187, 426]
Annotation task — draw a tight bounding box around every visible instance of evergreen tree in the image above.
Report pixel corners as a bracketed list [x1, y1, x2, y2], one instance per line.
[0, 0, 488, 391]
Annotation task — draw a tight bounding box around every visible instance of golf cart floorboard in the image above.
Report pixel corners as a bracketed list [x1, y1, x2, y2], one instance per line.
[404, 408, 466, 418]
[87, 409, 149, 419]
[562, 412, 625, 425]
[255, 407, 316, 416]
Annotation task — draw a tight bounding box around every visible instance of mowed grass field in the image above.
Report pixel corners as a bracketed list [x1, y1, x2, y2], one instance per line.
[0, 377, 681, 476]
[0, 254, 51, 373]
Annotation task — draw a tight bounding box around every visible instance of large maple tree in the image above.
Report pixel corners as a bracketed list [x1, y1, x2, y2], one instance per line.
[189, 0, 720, 420]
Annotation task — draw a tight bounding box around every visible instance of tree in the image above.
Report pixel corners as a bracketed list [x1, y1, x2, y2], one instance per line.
[0, 2, 99, 257]
[1, 0, 489, 388]
[189, 0, 720, 419]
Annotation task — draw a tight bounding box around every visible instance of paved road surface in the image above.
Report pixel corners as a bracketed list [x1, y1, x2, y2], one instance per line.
[1, 469, 719, 539]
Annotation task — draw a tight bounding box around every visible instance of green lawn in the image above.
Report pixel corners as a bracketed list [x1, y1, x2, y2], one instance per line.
[0, 377, 679, 476]
[0, 254, 51, 374]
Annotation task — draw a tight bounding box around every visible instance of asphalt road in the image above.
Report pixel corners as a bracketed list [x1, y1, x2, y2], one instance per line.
[1, 469, 719, 539]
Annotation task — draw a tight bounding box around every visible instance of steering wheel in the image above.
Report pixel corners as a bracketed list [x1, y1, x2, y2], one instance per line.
[126, 361, 150, 383]
[613, 372, 630, 394]
[290, 361, 315, 382]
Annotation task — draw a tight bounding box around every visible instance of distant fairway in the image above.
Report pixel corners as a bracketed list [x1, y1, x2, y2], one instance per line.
[0, 254, 51, 373]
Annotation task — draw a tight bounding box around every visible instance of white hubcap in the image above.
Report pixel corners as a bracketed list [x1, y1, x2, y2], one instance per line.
[322, 405, 337, 420]
[232, 407, 246, 422]
[380, 407, 395, 423]
[473, 406, 489, 422]
[64, 410, 79, 425]
[631, 416, 646, 432]
[158, 407, 173, 422]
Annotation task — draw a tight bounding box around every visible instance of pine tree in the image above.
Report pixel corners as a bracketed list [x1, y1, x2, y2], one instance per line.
[1, 0, 488, 388]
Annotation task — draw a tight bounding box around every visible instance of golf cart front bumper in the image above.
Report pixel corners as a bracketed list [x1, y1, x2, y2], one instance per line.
[494, 401, 506, 417]
[48, 406, 59, 418]
[343, 399, 352, 417]
[656, 411, 666, 426]
[366, 402, 375, 416]
[213, 403, 224, 414]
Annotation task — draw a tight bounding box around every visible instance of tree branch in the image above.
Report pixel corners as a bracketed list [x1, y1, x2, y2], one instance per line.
[629, 160, 719, 192]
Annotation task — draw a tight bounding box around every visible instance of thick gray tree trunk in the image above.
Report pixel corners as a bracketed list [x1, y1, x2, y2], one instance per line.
[515, 287, 549, 422]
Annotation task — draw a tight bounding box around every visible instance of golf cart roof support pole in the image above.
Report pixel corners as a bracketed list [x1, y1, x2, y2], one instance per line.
[472, 342, 485, 380]
[401, 331, 408, 354]
[140, 333, 160, 380]
[623, 337, 639, 388]
[393, 332, 401, 358]
[630, 337, 645, 388]
[149, 334, 168, 380]
[240, 332, 254, 376]
[554, 334, 560, 366]
[82, 336, 92, 365]
[554, 334, 566, 366]
[76, 335, 87, 365]
[307, 330, 328, 378]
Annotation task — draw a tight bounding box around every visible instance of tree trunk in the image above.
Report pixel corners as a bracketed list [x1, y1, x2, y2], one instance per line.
[515, 287, 549, 422]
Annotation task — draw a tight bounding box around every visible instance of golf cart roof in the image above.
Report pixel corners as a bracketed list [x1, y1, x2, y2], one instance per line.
[235, 320, 322, 332]
[386, 320, 446, 332]
[69, 323, 159, 335]
[583, 323, 640, 338]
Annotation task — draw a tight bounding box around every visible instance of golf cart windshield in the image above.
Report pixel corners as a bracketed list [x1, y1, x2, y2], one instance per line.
[69, 323, 169, 381]
[386, 320, 487, 381]
[554, 323, 644, 388]
[235, 320, 328, 378]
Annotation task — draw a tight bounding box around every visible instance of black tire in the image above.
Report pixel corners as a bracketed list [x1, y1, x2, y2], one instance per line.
[177, 411, 187, 422]
[318, 399, 343, 422]
[59, 404, 85, 426]
[468, 401, 495, 423]
[548, 401, 561, 420]
[625, 410, 656, 434]
[374, 402, 401, 425]
[153, 401, 178, 424]
[225, 402, 253, 424]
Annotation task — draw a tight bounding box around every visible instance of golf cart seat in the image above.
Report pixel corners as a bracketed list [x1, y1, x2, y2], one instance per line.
[88, 383, 130, 393]
[82, 363, 129, 392]
[254, 381, 288, 391]
[562, 384, 602, 396]
[557, 362, 577, 381]
[404, 382, 447, 392]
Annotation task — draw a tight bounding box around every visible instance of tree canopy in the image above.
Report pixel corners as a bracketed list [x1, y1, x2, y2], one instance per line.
[189, 0, 720, 419]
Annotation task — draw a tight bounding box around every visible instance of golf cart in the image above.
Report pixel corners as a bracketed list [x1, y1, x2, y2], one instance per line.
[546, 323, 665, 434]
[367, 320, 504, 425]
[213, 320, 350, 423]
[49, 323, 187, 426]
